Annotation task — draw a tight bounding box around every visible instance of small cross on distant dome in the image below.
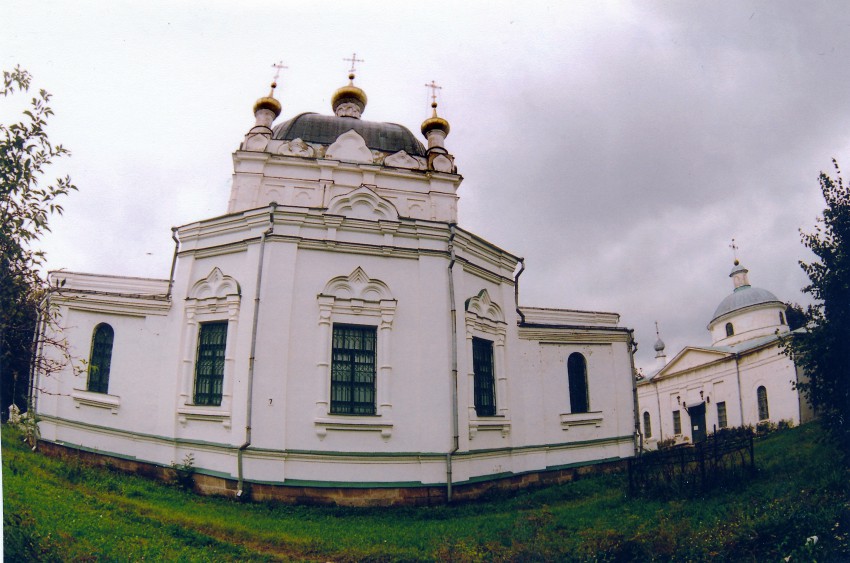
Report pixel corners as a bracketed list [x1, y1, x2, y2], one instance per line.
[729, 238, 739, 263]
[271, 60, 288, 83]
[424, 80, 442, 105]
[655, 321, 660, 338]
[343, 52, 364, 75]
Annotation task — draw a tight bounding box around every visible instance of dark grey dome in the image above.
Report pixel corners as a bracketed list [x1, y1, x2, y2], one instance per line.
[710, 285, 783, 324]
[653, 338, 665, 352]
[272, 113, 426, 157]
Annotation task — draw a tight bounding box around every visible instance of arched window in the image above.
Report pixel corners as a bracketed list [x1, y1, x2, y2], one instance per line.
[779, 311, 786, 325]
[567, 352, 589, 414]
[757, 386, 769, 421]
[87, 323, 114, 394]
[643, 411, 652, 438]
[472, 337, 496, 417]
[725, 323, 734, 337]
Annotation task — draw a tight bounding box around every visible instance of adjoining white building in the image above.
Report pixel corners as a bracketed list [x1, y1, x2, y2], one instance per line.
[35, 69, 639, 505]
[637, 260, 813, 449]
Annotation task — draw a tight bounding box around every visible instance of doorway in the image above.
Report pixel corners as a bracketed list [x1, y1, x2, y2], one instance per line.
[688, 403, 707, 443]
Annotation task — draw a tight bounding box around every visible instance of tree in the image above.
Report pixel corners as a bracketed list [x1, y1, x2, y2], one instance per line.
[784, 302, 808, 331]
[786, 159, 850, 458]
[1, 66, 76, 420]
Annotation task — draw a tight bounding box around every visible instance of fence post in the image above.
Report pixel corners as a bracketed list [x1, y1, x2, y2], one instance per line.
[748, 433, 755, 471]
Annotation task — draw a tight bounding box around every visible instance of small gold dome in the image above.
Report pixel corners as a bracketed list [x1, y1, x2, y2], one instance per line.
[332, 73, 368, 115]
[253, 96, 282, 117]
[421, 102, 450, 136]
[253, 81, 282, 117]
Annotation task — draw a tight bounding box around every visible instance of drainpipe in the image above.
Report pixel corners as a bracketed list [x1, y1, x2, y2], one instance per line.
[28, 291, 51, 416]
[237, 203, 276, 498]
[654, 379, 664, 443]
[627, 330, 640, 456]
[446, 224, 459, 503]
[514, 258, 526, 325]
[166, 227, 180, 299]
[734, 353, 745, 426]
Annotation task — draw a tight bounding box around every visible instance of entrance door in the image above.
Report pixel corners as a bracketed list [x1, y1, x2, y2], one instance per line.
[688, 403, 707, 443]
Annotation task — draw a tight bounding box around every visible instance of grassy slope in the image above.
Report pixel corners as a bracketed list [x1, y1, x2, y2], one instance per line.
[3, 423, 849, 562]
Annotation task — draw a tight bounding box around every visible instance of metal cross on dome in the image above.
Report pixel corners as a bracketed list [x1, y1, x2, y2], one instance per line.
[271, 60, 288, 83]
[729, 238, 739, 261]
[424, 80, 442, 105]
[343, 53, 364, 75]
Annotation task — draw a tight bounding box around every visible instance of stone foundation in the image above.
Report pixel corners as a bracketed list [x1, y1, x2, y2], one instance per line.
[37, 441, 627, 507]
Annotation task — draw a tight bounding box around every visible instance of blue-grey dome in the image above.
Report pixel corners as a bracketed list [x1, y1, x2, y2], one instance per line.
[272, 112, 426, 157]
[710, 285, 783, 324]
[653, 338, 665, 352]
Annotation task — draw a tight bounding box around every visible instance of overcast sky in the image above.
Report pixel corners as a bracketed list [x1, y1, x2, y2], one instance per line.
[3, 1, 849, 371]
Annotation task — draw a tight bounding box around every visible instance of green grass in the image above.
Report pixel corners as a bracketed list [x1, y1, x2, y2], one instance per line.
[3, 423, 849, 561]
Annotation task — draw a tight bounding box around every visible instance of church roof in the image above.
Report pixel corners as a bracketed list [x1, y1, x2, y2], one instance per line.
[710, 285, 783, 324]
[272, 113, 426, 157]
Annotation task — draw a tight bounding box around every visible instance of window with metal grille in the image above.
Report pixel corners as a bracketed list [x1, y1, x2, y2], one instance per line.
[673, 410, 682, 434]
[331, 324, 377, 415]
[194, 321, 227, 406]
[643, 411, 652, 438]
[87, 323, 114, 394]
[568, 352, 589, 414]
[717, 401, 728, 429]
[472, 337, 496, 417]
[757, 386, 769, 421]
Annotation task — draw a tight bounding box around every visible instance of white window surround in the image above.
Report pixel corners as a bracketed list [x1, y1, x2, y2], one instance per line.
[464, 289, 511, 439]
[71, 389, 121, 414]
[315, 267, 396, 439]
[177, 268, 240, 428]
[559, 411, 604, 430]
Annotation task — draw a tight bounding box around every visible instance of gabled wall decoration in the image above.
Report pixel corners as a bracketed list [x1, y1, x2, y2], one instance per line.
[189, 267, 241, 300]
[384, 150, 425, 170]
[327, 185, 400, 222]
[465, 289, 505, 324]
[325, 129, 372, 163]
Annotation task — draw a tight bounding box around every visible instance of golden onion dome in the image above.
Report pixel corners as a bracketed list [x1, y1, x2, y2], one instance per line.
[421, 102, 450, 136]
[332, 73, 368, 115]
[253, 81, 282, 118]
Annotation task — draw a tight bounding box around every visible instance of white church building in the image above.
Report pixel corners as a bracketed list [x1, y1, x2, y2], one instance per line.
[34, 68, 639, 505]
[637, 260, 813, 449]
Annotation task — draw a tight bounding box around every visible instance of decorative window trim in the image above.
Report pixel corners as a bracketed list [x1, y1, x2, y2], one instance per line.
[177, 268, 240, 426]
[314, 416, 393, 439]
[559, 411, 604, 430]
[464, 289, 510, 439]
[176, 405, 232, 428]
[72, 389, 121, 414]
[315, 267, 396, 438]
[469, 418, 511, 439]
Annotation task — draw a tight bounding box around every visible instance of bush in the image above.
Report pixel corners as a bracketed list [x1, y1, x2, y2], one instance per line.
[172, 453, 195, 491]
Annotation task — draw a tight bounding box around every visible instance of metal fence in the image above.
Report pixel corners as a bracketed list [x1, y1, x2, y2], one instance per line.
[628, 430, 755, 498]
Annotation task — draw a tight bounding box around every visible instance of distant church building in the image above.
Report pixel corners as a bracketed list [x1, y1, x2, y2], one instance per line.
[35, 65, 638, 505]
[637, 260, 812, 449]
